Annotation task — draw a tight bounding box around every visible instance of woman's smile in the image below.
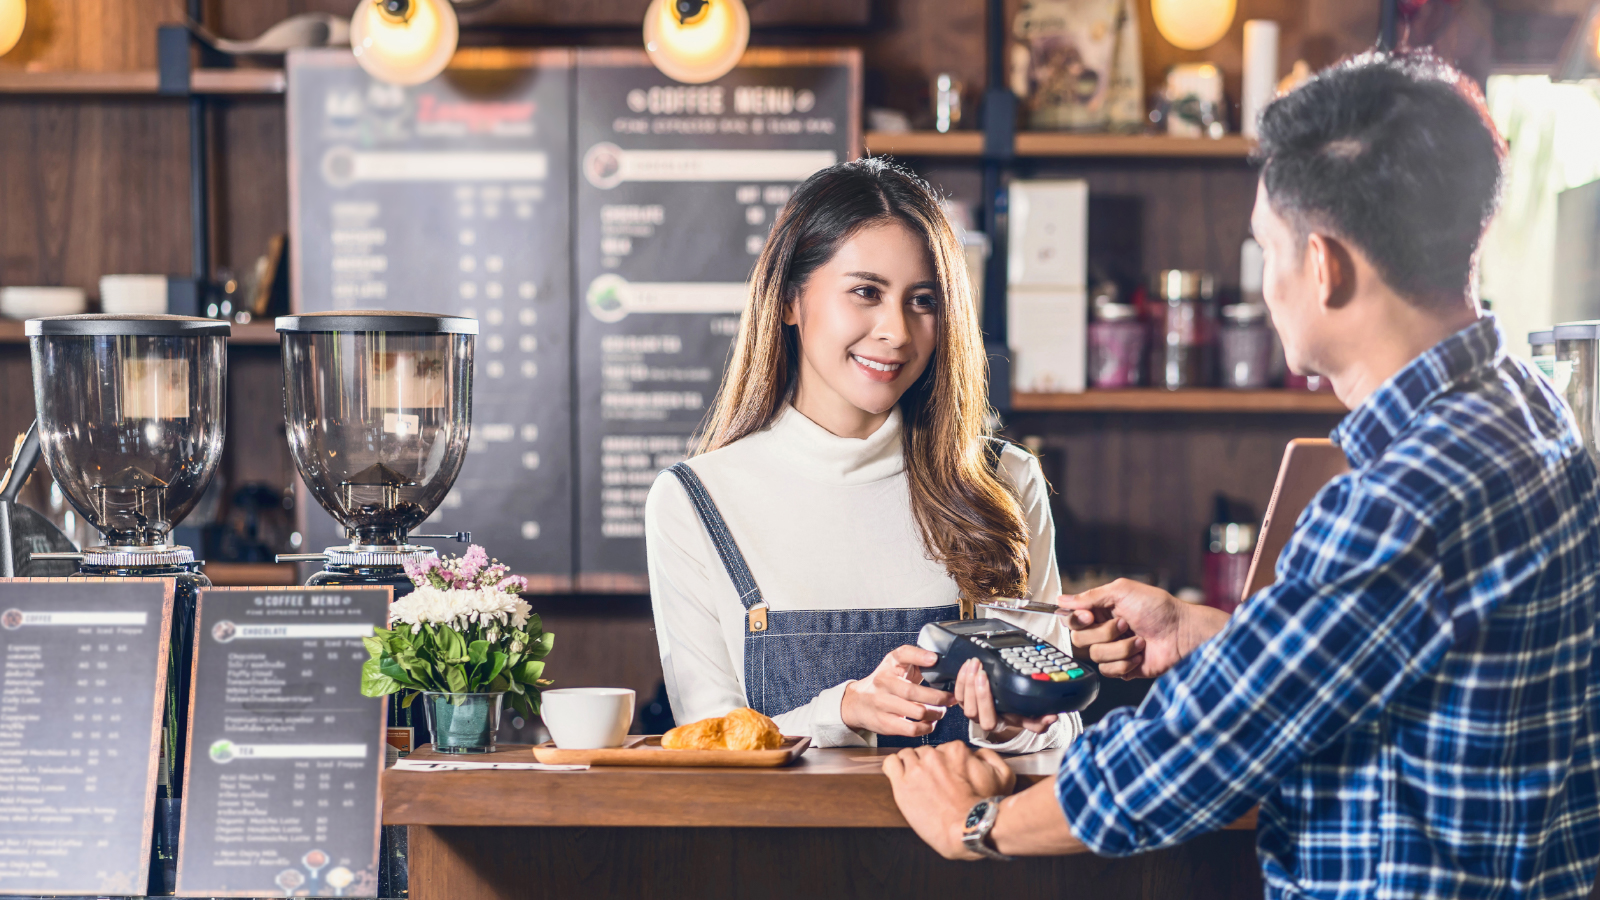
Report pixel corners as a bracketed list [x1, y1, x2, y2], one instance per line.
[850, 352, 907, 382]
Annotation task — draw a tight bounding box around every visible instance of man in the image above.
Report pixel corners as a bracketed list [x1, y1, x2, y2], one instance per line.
[886, 52, 1600, 899]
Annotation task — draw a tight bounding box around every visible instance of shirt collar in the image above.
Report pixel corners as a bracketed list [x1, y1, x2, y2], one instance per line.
[1330, 315, 1504, 469]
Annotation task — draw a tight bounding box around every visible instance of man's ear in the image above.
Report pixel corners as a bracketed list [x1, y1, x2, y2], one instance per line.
[1306, 232, 1357, 312]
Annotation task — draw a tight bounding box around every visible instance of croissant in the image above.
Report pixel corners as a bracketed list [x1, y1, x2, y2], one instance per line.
[661, 708, 782, 751]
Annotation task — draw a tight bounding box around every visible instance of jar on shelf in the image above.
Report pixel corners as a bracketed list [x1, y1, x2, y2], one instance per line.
[1088, 302, 1145, 388]
[1203, 522, 1258, 614]
[1151, 269, 1215, 390]
[1219, 303, 1273, 389]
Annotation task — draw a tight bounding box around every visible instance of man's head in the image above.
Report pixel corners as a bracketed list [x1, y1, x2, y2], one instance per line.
[1251, 52, 1505, 378]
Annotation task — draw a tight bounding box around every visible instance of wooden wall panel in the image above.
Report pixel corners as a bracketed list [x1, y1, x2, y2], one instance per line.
[0, 98, 191, 292]
[211, 98, 289, 278]
[0, 0, 185, 72]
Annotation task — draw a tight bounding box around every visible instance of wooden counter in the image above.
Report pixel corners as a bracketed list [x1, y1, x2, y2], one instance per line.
[386, 744, 1262, 900]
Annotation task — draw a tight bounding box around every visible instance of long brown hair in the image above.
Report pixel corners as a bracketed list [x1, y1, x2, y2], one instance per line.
[696, 158, 1030, 600]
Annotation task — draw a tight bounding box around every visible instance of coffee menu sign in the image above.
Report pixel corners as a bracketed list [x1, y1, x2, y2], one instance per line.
[573, 49, 860, 585]
[176, 586, 389, 897]
[288, 48, 576, 585]
[0, 578, 172, 895]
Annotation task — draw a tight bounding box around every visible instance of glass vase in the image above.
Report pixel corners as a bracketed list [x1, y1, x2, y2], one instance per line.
[420, 691, 504, 754]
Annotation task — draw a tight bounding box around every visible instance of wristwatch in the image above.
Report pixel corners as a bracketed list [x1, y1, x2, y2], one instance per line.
[961, 796, 1014, 861]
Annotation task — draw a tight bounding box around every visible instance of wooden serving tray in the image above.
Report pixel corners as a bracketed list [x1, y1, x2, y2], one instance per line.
[531, 735, 811, 767]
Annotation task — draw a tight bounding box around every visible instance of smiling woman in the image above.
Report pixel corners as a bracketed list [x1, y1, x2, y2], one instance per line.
[644, 159, 1081, 754]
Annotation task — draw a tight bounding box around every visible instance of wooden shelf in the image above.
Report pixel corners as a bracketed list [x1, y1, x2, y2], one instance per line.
[0, 69, 285, 95]
[203, 562, 298, 587]
[0, 318, 280, 344]
[864, 131, 1255, 159]
[1012, 389, 1346, 414]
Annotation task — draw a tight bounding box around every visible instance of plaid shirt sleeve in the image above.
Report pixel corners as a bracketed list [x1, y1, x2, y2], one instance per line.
[1057, 474, 1463, 856]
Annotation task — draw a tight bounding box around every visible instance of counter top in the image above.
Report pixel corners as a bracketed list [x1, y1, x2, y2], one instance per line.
[384, 743, 1259, 832]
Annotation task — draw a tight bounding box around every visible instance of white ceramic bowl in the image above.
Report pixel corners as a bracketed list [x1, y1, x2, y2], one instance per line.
[0, 286, 87, 319]
[99, 274, 169, 315]
[540, 687, 635, 749]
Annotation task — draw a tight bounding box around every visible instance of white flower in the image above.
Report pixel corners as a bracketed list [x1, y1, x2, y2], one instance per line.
[390, 586, 530, 631]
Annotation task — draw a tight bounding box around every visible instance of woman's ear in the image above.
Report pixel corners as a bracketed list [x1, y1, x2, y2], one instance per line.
[782, 293, 801, 327]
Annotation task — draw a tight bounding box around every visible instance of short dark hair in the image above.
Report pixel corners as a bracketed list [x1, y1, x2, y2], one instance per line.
[1254, 52, 1506, 308]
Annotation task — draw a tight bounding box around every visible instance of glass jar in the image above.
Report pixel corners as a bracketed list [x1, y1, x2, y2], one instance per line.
[1152, 270, 1215, 390]
[1203, 522, 1257, 614]
[1530, 329, 1555, 380]
[1555, 321, 1600, 464]
[1088, 302, 1145, 388]
[1219, 303, 1273, 389]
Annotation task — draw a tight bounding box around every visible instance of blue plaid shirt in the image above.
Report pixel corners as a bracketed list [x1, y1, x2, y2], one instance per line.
[1057, 317, 1600, 899]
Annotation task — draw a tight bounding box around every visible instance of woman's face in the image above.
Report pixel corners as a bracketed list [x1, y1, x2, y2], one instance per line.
[784, 220, 940, 438]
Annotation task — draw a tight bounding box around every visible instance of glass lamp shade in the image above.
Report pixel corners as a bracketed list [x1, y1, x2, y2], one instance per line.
[643, 0, 749, 85]
[1151, 0, 1235, 51]
[0, 0, 24, 57]
[277, 312, 475, 547]
[27, 315, 229, 549]
[350, 0, 458, 87]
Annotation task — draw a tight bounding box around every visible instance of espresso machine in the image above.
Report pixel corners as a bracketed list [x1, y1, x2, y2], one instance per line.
[274, 311, 476, 594]
[25, 313, 229, 892]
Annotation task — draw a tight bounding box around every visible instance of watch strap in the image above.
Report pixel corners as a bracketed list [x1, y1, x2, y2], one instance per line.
[961, 795, 1014, 861]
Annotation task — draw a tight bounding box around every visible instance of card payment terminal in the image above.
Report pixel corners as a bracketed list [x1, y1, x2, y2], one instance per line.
[917, 618, 1100, 718]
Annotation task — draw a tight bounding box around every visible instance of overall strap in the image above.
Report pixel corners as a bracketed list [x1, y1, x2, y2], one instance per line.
[666, 462, 769, 632]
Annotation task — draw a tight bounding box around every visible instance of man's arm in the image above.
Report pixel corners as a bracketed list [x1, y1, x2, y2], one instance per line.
[883, 743, 1088, 858]
[1060, 579, 1233, 679]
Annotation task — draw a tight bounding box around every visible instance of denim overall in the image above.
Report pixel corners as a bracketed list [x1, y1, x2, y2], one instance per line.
[668, 462, 971, 747]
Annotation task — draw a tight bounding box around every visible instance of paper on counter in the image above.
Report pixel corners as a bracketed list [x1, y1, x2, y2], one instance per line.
[392, 758, 589, 772]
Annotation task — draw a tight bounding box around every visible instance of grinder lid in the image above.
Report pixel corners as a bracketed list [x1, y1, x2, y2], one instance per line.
[276, 310, 478, 335]
[26, 313, 231, 337]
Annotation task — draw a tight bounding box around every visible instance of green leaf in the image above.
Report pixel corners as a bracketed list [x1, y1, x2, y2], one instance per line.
[401, 690, 418, 709]
[360, 659, 401, 697]
[378, 657, 419, 688]
[527, 631, 554, 660]
[362, 635, 386, 659]
[486, 651, 508, 684]
[467, 640, 490, 667]
[512, 660, 544, 684]
[446, 664, 468, 694]
[440, 627, 467, 663]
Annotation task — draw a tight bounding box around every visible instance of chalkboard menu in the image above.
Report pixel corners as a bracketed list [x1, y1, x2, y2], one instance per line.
[287, 48, 575, 584]
[177, 586, 389, 897]
[573, 49, 861, 584]
[0, 578, 172, 895]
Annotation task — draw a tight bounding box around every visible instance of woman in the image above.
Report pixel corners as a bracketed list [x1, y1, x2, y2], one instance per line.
[645, 159, 1078, 750]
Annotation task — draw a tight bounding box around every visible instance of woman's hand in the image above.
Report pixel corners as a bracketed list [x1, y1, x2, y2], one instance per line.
[841, 645, 956, 738]
[954, 658, 1058, 743]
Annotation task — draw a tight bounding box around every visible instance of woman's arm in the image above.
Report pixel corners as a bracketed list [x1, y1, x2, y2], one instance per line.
[965, 446, 1080, 751]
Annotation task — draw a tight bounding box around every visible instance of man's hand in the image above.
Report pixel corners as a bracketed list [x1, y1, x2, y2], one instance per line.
[883, 741, 1016, 860]
[841, 646, 956, 737]
[953, 658, 1057, 742]
[1059, 579, 1231, 679]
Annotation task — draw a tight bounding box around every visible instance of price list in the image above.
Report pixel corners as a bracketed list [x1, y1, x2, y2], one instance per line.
[0, 579, 171, 895]
[176, 587, 389, 898]
[572, 49, 860, 582]
[288, 48, 575, 581]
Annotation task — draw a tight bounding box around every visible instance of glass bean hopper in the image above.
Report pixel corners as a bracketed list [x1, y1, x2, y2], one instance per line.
[26, 312, 229, 891]
[275, 311, 476, 596]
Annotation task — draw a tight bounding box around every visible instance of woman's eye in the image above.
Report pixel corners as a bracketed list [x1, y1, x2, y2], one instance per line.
[852, 286, 880, 301]
[909, 293, 938, 311]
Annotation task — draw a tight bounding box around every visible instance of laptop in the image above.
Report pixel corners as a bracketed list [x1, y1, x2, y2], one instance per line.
[1240, 439, 1351, 605]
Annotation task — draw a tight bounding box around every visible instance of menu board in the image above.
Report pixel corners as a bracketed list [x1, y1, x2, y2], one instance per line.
[573, 49, 860, 584]
[0, 578, 172, 895]
[287, 48, 575, 584]
[176, 586, 389, 897]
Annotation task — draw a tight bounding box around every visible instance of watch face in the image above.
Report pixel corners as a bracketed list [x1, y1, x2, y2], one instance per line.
[965, 802, 989, 829]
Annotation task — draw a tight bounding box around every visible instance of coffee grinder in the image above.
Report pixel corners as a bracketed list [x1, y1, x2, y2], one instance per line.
[26, 313, 229, 891]
[273, 311, 476, 593]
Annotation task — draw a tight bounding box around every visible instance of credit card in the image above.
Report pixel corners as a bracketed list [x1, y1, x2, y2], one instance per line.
[977, 600, 1070, 616]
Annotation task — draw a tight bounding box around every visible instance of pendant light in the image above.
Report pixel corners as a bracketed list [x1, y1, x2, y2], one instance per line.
[1151, 0, 1235, 51]
[350, 0, 458, 86]
[0, 0, 25, 58]
[643, 0, 750, 85]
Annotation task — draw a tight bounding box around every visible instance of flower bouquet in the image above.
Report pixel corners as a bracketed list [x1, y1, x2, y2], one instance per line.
[359, 545, 553, 753]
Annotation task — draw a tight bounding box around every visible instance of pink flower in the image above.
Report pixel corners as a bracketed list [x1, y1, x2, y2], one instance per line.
[497, 574, 528, 594]
[458, 544, 489, 581]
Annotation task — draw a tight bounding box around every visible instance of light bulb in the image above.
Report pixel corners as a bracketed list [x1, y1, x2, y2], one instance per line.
[1151, 0, 1235, 51]
[0, 0, 25, 58]
[350, 0, 458, 87]
[643, 0, 749, 85]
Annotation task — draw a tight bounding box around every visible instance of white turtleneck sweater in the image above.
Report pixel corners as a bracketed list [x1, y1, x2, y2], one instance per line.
[644, 404, 1081, 751]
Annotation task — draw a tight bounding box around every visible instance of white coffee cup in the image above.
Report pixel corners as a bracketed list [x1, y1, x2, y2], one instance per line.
[541, 687, 635, 749]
